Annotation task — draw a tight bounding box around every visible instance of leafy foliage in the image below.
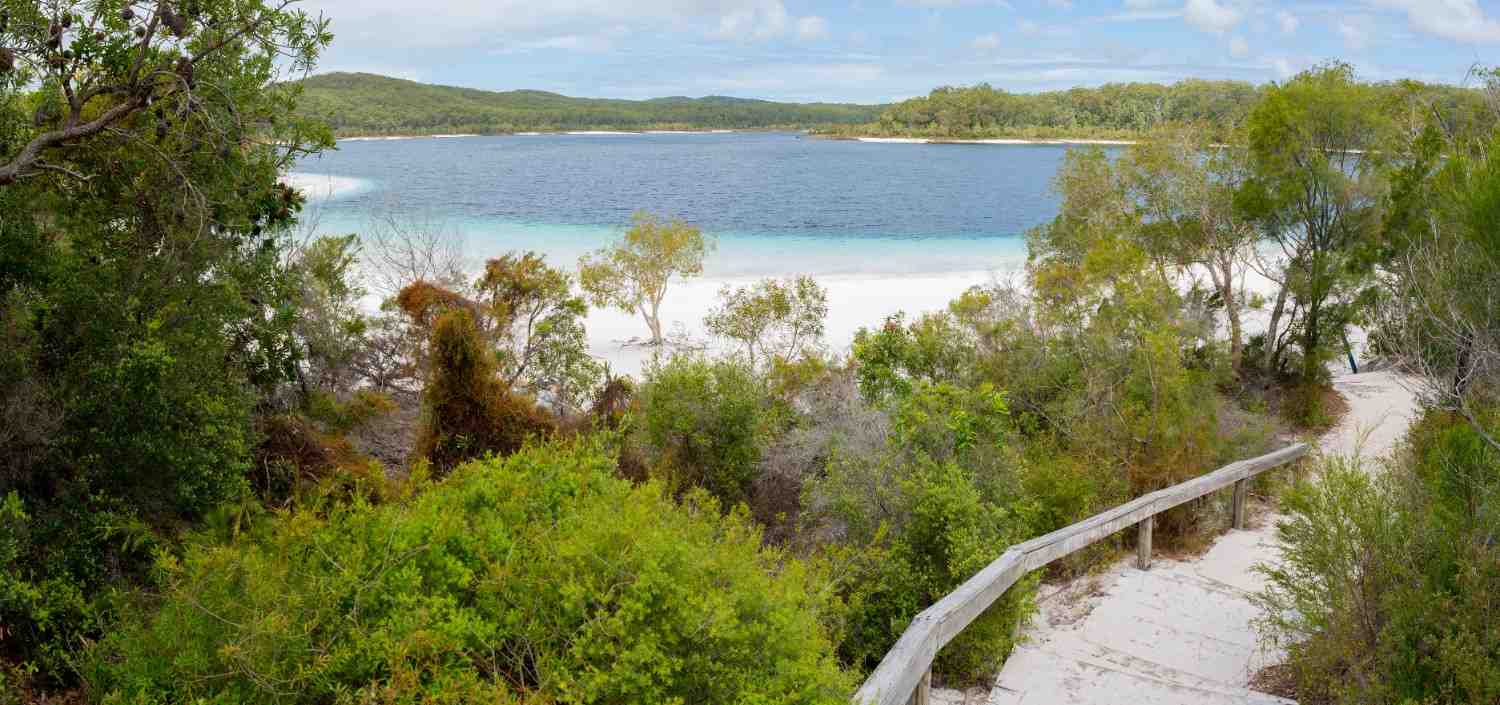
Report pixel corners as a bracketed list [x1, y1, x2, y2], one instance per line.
[705, 275, 828, 367]
[808, 382, 1036, 683]
[82, 441, 855, 704]
[477, 252, 601, 412]
[635, 354, 782, 508]
[1259, 410, 1500, 705]
[0, 0, 334, 678]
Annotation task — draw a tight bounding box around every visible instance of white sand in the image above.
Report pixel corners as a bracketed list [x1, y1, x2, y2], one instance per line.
[338, 134, 478, 142]
[584, 270, 1007, 375]
[854, 136, 1139, 146]
[284, 172, 370, 201]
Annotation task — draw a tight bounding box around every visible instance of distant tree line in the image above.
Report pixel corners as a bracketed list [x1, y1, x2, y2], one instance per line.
[822, 77, 1495, 141]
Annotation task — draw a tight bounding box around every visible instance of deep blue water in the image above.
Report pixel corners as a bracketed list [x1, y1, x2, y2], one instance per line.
[294, 132, 1091, 277]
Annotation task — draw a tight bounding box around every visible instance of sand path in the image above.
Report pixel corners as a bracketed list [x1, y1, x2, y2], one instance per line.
[927, 369, 1421, 705]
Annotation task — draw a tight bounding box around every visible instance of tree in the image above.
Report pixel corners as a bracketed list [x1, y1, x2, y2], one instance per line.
[704, 275, 827, 367]
[578, 211, 711, 346]
[477, 251, 600, 413]
[414, 308, 554, 475]
[1118, 125, 1258, 373]
[360, 204, 468, 300]
[1376, 71, 1500, 453]
[0, 0, 329, 185]
[1242, 63, 1390, 390]
[0, 0, 332, 677]
[288, 234, 368, 397]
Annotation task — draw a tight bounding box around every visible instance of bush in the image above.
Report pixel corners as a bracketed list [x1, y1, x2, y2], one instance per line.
[415, 309, 555, 474]
[251, 414, 394, 509]
[823, 460, 1036, 685]
[82, 441, 853, 704]
[806, 382, 1037, 685]
[636, 354, 783, 507]
[1258, 409, 1500, 704]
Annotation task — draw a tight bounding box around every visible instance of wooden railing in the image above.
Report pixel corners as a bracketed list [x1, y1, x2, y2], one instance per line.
[851, 443, 1311, 705]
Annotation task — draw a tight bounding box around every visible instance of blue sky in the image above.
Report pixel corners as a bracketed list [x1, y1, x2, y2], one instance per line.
[299, 0, 1500, 102]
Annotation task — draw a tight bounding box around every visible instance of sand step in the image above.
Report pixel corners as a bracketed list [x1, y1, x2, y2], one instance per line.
[987, 642, 1292, 705]
[986, 557, 1290, 705]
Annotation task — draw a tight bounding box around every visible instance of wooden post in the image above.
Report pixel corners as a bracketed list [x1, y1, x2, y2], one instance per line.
[1136, 514, 1153, 570]
[1231, 478, 1248, 530]
[907, 668, 931, 705]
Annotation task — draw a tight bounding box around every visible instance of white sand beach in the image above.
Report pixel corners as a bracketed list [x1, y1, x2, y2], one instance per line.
[855, 136, 1139, 146]
[284, 172, 370, 201]
[583, 269, 1010, 375]
[338, 134, 479, 142]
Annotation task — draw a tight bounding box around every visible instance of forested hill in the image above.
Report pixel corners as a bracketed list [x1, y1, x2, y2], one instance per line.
[293, 72, 885, 135]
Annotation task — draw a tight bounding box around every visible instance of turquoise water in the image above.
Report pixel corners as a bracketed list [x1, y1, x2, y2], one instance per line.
[293, 132, 1092, 277]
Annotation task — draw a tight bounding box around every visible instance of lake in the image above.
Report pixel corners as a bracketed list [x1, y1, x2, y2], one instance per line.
[291, 131, 1095, 370]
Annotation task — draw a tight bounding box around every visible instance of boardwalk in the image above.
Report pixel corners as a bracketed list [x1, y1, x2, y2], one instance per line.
[943, 370, 1420, 705]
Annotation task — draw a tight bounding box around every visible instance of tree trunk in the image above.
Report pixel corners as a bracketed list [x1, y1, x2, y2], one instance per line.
[645, 300, 664, 346]
[1212, 256, 1243, 376]
[1263, 284, 1290, 374]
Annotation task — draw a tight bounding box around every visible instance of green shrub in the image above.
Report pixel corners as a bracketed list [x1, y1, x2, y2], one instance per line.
[636, 354, 782, 507]
[83, 440, 853, 704]
[1259, 409, 1500, 704]
[807, 382, 1037, 685]
[0, 492, 124, 681]
[825, 460, 1036, 685]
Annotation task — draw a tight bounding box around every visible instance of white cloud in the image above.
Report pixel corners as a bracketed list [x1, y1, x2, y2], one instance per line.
[1368, 0, 1500, 43]
[1182, 0, 1240, 34]
[897, 0, 1013, 7]
[698, 62, 885, 93]
[710, 1, 791, 40]
[1337, 17, 1370, 50]
[1018, 18, 1040, 34]
[304, 0, 828, 49]
[500, 33, 620, 52]
[795, 15, 828, 40]
[1228, 34, 1249, 58]
[1276, 10, 1298, 34]
[971, 32, 1001, 50]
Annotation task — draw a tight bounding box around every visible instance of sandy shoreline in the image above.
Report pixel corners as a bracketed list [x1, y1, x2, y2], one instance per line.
[582, 262, 1304, 377]
[338, 134, 480, 142]
[584, 269, 1008, 376]
[336, 129, 739, 141]
[852, 136, 1137, 146]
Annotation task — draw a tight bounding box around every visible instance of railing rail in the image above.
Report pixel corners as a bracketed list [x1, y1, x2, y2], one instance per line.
[851, 443, 1310, 705]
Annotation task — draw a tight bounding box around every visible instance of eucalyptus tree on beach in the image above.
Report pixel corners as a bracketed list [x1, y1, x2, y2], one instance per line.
[1119, 125, 1258, 374]
[1241, 62, 1392, 400]
[578, 211, 711, 346]
[705, 274, 828, 367]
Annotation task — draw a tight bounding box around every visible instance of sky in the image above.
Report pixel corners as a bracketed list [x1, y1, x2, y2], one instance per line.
[297, 0, 1500, 103]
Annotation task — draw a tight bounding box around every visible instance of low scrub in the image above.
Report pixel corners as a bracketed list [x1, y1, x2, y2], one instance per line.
[82, 440, 852, 704]
[1259, 409, 1500, 704]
